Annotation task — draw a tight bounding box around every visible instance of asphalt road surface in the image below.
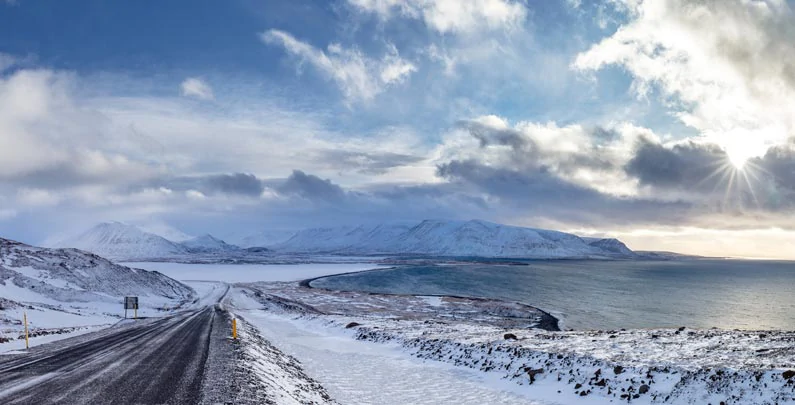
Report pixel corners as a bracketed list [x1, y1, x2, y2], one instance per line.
[0, 306, 227, 404]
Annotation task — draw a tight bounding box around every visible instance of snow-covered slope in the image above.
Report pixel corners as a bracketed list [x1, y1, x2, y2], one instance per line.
[273, 220, 636, 258]
[235, 230, 297, 248]
[180, 234, 239, 253]
[0, 237, 195, 332]
[54, 222, 189, 261]
[582, 237, 635, 256]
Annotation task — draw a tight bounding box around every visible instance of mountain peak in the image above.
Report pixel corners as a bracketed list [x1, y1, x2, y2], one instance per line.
[54, 222, 188, 260]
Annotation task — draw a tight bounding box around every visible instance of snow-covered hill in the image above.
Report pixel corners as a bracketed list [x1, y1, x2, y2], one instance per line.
[273, 219, 636, 258]
[0, 237, 195, 332]
[53, 222, 190, 261]
[180, 234, 239, 253]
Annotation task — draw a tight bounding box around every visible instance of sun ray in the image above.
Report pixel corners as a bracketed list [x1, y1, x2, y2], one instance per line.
[704, 161, 735, 199]
[739, 169, 760, 209]
[723, 166, 738, 209]
[693, 160, 733, 190]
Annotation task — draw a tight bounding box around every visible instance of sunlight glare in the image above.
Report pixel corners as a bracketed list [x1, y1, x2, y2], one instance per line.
[724, 142, 763, 170]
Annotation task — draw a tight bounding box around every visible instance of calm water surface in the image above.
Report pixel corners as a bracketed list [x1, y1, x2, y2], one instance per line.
[312, 260, 795, 331]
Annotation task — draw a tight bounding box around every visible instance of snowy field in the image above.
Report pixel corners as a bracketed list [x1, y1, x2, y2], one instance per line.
[125, 262, 387, 283]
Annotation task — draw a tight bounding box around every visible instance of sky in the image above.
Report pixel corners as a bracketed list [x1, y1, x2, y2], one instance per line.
[2, 0, 795, 258]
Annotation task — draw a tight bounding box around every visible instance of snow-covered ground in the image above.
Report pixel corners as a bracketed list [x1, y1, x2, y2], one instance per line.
[230, 289, 552, 405]
[228, 281, 795, 405]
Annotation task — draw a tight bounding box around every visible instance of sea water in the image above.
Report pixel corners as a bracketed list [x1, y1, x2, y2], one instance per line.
[311, 259, 795, 331]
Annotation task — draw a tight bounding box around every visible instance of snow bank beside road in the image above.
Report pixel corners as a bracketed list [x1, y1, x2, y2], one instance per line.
[229, 315, 337, 405]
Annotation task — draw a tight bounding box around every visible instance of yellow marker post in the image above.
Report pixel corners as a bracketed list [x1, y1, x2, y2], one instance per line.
[232, 318, 237, 339]
[23, 312, 29, 350]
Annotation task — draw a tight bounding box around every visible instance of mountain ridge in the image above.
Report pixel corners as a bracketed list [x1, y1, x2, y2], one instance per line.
[273, 219, 637, 259]
[53, 219, 642, 260]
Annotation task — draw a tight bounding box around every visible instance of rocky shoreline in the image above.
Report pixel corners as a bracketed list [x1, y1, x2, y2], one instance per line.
[299, 273, 560, 331]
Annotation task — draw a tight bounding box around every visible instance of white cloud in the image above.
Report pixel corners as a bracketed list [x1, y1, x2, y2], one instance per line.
[180, 77, 214, 100]
[261, 30, 416, 102]
[436, 115, 647, 196]
[348, 0, 527, 34]
[0, 62, 434, 229]
[574, 0, 795, 163]
[0, 69, 159, 183]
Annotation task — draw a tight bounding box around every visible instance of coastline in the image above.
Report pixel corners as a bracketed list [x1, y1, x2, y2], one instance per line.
[299, 267, 560, 332]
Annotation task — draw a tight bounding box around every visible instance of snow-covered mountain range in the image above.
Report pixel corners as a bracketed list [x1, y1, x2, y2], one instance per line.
[51, 219, 639, 260]
[273, 219, 637, 259]
[0, 237, 195, 331]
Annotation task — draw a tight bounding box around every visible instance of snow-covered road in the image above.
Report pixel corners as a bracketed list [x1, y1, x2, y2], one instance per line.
[238, 309, 555, 405]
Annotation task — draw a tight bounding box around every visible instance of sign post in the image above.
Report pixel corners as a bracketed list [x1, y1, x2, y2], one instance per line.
[23, 312, 29, 350]
[124, 296, 139, 319]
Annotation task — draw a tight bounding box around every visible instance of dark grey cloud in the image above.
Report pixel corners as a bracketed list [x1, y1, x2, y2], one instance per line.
[153, 173, 265, 197]
[625, 139, 728, 189]
[277, 170, 346, 202]
[437, 159, 692, 226]
[457, 120, 533, 150]
[755, 141, 795, 189]
[202, 173, 264, 196]
[623, 138, 795, 211]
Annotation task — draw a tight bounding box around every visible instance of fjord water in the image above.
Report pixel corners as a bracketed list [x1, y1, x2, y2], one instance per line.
[312, 260, 795, 331]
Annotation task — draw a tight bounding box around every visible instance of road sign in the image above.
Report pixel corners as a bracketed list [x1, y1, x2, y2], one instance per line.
[124, 296, 138, 310]
[124, 296, 139, 319]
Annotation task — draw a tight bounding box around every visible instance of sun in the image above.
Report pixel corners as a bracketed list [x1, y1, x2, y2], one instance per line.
[723, 140, 765, 170]
[726, 149, 751, 170]
[719, 129, 779, 170]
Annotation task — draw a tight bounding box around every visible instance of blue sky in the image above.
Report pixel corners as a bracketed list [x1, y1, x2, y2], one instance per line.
[3, 0, 795, 258]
